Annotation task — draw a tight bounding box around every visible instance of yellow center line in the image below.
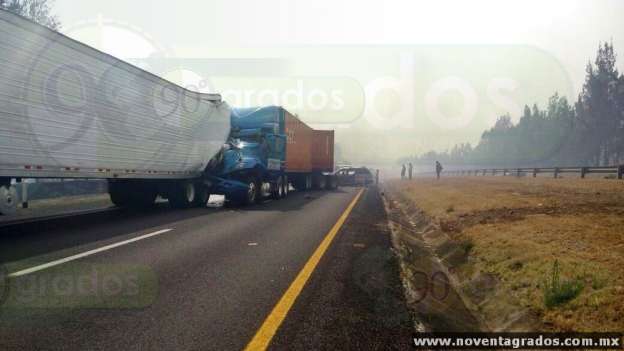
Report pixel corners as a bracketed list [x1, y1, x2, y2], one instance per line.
[244, 188, 365, 351]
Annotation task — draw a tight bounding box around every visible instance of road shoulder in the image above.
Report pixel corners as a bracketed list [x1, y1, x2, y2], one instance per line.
[268, 186, 414, 350]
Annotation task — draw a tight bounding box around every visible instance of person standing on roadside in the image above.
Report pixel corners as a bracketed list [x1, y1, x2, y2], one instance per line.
[435, 161, 443, 180]
[408, 163, 413, 180]
[401, 164, 406, 179]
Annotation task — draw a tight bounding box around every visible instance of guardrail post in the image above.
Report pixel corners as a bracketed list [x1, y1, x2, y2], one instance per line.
[554, 167, 559, 179]
[21, 179, 28, 209]
[581, 167, 587, 179]
[503, 169, 508, 176]
[533, 168, 538, 177]
[618, 165, 624, 179]
[492, 169, 496, 176]
[516, 168, 521, 177]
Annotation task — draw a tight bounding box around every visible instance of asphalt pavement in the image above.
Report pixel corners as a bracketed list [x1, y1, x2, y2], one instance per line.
[0, 186, 413, 350]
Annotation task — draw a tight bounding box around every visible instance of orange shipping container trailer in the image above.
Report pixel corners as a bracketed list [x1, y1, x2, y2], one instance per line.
[283, 109, 337, 190]
[284, 111, 313, 173]
[311, 130, 334, 173]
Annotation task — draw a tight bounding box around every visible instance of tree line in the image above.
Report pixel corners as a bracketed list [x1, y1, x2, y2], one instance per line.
[403, 42, 624, 167]
[1, 0, 60, 29]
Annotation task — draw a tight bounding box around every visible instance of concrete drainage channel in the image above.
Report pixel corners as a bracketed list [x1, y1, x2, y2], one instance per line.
[380, 187, 483, 333]
[380, 186, 542, 333]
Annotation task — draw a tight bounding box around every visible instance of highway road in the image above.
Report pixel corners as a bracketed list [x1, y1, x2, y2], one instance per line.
[0, 187, 413, 350]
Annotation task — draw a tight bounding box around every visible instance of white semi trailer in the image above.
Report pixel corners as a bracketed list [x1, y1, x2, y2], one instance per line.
[0, 9, 231, 215]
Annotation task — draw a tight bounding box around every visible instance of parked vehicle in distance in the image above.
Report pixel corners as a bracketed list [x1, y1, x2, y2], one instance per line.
[334, 167, 374, 186]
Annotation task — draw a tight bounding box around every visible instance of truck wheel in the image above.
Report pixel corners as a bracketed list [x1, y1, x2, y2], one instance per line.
[129, 184, 157, 208]
[291, 178, 304, 191]
[244, 178, 260, 205]
[193, 183, 210, 207]
[282, 176, 289, 197]
[109, 181, 156, 208]
[169, 181, 196, 209]
[305, 175, 312, 191]
[109, 181, 130, 207]
[0, 185, 17, 215]
[313, 175, 326, 190]
[326, 175, 338, 190]
[272, 176, 284, 199]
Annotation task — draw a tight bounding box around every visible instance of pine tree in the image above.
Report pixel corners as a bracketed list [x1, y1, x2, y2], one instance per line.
[0, 0, 60, 29]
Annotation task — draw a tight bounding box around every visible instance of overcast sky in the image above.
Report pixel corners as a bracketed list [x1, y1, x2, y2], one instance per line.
[53, 0, 624, 163]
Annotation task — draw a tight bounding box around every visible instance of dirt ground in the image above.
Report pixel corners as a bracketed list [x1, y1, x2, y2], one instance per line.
[384, 176, 624, 332]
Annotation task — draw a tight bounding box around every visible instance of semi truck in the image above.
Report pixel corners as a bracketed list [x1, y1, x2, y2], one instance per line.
[207, 106, 337, 206]
[0, 9, 336, 214]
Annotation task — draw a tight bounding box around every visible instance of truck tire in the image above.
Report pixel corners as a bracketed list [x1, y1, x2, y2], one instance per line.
[291, 177, 304, 191]
[109, 181, 157, 208]
[282, 176, 289, 198]
[129, 184, 157, 208]
[291, 175, 313, 192]
[168, 181, 196, 209]
[0, 185, 17, 215]
[326, 175, 338, 190]
[193, 183, 210, 207]
[313, 174, 326, 190]
[240, 177, 260, 205]
[272, 176, 284, 200]
[109, 181, 130, 207]
[305, 175, 312, 190]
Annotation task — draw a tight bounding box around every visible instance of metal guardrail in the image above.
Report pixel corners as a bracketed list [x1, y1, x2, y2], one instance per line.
[437, 165, 624, 179]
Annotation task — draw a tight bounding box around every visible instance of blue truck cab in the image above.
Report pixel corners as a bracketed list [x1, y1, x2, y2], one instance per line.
[206, 106, 289, 205]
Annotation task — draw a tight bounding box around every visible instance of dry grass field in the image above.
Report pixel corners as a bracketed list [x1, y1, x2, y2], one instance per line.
[385, 176, 624, 332]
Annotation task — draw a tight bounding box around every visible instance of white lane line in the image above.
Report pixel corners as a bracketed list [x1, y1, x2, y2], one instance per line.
[8, 228, 173, 278]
